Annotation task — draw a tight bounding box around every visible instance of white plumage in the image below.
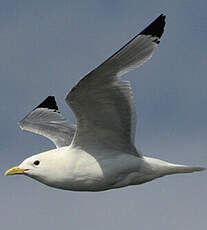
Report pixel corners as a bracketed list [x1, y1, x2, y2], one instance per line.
[5, 15, 205, 191]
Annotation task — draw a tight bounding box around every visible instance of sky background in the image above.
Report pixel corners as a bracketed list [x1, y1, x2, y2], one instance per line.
[1, 1, 207, 229]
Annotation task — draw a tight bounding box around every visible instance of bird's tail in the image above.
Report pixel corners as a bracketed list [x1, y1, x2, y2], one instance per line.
[168, 164, 205, 174]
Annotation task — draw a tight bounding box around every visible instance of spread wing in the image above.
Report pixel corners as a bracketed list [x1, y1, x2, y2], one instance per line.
[19, 96, 76, 148]
[65, 15, 166, 155]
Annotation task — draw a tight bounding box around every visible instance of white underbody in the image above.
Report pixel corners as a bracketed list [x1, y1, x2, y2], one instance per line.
[22, 146, 203, 191]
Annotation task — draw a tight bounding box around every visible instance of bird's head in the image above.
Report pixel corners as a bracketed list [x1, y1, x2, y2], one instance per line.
[4, 149, 66, 187]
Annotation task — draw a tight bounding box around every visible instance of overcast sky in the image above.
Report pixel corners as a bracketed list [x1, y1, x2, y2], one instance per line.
[1, 1, 207, 230]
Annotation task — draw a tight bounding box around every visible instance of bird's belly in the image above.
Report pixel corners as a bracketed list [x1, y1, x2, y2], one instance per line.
[63, 154, 142, 191]
[50, 167, 108, 192]
[43, 150, 143, 191]
[46, 154, 109, 191]
[65, 168, 107, 191]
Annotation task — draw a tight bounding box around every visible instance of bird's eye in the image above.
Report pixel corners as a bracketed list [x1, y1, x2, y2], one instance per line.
[33, 160, 40, 166]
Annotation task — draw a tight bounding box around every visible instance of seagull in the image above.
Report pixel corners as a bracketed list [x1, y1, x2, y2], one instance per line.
[5, 15, 205, 191]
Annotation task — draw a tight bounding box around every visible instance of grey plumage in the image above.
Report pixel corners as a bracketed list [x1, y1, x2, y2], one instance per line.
[65, 15, 165, 155]
[20, 15, 165, 155]
[19, 97, 76, 148]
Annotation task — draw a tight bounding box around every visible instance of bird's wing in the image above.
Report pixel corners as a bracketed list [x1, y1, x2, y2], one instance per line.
[19, 96, 76, 148]
[65, 14, 166, 156]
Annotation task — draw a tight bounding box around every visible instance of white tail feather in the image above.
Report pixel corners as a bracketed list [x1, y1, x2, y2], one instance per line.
[143, 157, 205, 177]
[168, 164, 205, 175]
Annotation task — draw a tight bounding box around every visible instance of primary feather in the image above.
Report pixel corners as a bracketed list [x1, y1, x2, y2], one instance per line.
[19, 96, 76, 148]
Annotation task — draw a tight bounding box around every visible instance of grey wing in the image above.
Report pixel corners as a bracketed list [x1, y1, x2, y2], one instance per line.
[19, 96, 76, 148]
[65, 15, 166, 155]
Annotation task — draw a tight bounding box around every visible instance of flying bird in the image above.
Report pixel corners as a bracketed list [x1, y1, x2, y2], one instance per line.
[5, 15, 205, 191]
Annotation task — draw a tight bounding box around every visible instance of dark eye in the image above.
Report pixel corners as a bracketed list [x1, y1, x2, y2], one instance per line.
[33, 160, 40, 166]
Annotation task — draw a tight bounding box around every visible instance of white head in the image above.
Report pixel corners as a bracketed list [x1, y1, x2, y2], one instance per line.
[5, 149, 68, 189]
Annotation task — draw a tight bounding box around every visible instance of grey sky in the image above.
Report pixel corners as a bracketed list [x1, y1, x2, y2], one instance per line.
[1, 1, 207, 229]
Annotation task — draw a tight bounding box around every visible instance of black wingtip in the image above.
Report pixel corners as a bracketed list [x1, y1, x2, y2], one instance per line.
[35, 96, 59, 111]
[139, 14, 166, 42]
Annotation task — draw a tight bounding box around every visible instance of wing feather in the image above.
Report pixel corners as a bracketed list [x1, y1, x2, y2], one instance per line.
[19, 96, 76, 148]
[65, 15, 166, 155]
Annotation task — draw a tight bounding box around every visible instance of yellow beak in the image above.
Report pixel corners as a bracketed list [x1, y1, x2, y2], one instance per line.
[5, 166, 28, 176]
